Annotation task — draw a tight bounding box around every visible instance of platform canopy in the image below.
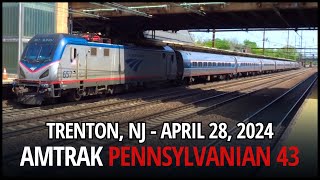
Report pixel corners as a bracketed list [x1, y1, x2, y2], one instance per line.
[70, 2, 318, 33]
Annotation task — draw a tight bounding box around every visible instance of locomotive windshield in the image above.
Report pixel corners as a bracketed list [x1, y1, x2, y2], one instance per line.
[21, 42, 56, 64]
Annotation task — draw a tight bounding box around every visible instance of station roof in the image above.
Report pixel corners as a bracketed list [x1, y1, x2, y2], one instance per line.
[71, 2, 318, 32]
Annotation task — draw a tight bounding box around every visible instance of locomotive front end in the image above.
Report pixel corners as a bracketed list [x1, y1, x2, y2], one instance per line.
[13, 34, 61, 105]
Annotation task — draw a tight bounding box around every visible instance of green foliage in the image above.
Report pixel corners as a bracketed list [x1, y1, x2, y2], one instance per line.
[244, 40, 258, 48]
[214, 39, 231, 50]
[196, 38, 231, 50]
[195, 38, 299, 61]
[274, 46, 299, 60]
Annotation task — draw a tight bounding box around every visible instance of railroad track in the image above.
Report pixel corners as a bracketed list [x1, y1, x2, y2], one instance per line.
[98, 70, 316, 147]
[2, 69, 316, 176]
[2, 69, 306, 122]
[2, 69, 309, 168]
[210, 73, 317, 147]
[2, 69, 308, 140]
[160, 72, 318, 177]
[1, 69, 298, 116]
[92, 70, 316, 169]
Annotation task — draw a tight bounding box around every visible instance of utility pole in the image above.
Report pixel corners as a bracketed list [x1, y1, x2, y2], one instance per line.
[18, 3, 23, 60]
[287, 29, 289, 59]
[212, 29, 215, 48]
[263, 29, 265, 55]
[300, 31, 303, 61]
[68, 6, 73, 34]
[304, 41, 307, 61]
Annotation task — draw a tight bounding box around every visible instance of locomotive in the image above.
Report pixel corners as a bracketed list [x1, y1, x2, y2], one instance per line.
[13, 34, 300, 105]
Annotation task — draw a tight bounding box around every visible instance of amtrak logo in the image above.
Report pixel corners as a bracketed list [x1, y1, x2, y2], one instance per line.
[125, 59, 143, 72]
[30, 67, 36, 71]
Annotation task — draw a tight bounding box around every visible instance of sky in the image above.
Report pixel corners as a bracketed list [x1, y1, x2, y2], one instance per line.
[190, 30, 318, 58]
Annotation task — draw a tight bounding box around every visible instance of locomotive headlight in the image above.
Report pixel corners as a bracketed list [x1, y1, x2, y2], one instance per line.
[40, 84, 49, 88]
[19, 67, 26, 79]
[39, 69, 49, 79]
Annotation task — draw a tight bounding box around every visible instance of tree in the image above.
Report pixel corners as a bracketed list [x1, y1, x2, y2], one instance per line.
[243, 40, 262, 54]
[214, 38, 231, 50]
[244, 40, 258, 49]
[194, 38, 299, 61]
[274, 46, 299, 60]
[196, 38, 231, 50]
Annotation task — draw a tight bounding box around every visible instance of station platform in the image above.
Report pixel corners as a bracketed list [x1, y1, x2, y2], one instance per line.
[258, 79, 318, 177]
[2, 73, 17, 99]
[3, 78, 15, 85]
[2, 73, 17, 84]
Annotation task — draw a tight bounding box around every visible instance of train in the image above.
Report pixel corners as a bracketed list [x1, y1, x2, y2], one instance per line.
[13, 34, 300, 105]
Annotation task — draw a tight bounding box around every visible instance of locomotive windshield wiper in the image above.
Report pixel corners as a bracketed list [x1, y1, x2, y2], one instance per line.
[21, 57, 28, 62]
[27, 58, 40, 64]
[42, 58, 51, 62]
[35, 58, 51, 68]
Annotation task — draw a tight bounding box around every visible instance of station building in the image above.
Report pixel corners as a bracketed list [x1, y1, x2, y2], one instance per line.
[2, 2, 68, 74]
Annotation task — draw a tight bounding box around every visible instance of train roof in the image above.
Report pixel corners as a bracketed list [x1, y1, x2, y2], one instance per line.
[167, 41, 296, 62]
[30, 33, 175, 51]
[129, 38, 297, 62]
[29, 34, 298, 62]
[29, 33, 86, 44]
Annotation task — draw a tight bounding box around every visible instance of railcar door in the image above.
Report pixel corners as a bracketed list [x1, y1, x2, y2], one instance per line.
[69, 46, 78, 79]
[165, 53, 176, 79]
[76, 47, 88, 80]
[168, 53, 177, 79]
[175, 51, 184, 80]
[233, 56, 238, 74]
[259, 59, 262, 72]
[118, 47, 124, 84]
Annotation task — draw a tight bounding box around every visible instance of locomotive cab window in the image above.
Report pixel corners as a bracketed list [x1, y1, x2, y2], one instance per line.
[91, 48, 97, 56]
[70, 47, 77, 62]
